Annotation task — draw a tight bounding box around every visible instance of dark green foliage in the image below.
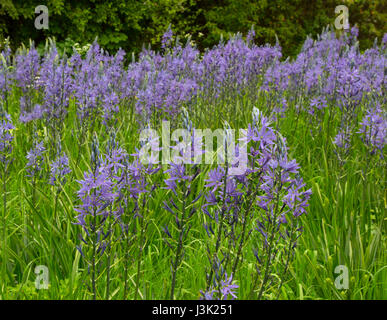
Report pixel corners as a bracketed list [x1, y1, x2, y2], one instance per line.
[0, 0, 386, 57]
[198, 0, 386, 56]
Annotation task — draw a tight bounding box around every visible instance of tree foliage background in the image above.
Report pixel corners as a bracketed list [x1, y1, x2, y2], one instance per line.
[0, 0, 386, 57]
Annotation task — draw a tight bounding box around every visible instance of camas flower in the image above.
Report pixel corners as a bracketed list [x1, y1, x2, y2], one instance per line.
[333, 129, 351, 151]
[358, 107, 387, 157]
[26, 139, 46, 179]
[164, 163, 191, 194]
[382, 33, 387, 46]
[200, 272, 239, 300]
[49, 149, 71, 187]
[161, 26, 174, 50]
[0, 111, 15, 164]
[309, 96, 327, 115]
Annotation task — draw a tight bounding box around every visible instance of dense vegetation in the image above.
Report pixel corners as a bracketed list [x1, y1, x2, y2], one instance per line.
[0, 24, 386, 299]
[1, 0, 386, 57]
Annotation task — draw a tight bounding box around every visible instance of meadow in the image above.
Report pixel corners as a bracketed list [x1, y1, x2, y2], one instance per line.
[0, 26, 386, 300]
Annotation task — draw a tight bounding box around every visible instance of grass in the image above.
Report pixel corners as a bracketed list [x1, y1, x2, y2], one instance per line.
[0, 82, 386, 300]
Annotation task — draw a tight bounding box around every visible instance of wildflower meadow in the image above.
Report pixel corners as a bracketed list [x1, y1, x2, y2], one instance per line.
[0, 25, 386, 300]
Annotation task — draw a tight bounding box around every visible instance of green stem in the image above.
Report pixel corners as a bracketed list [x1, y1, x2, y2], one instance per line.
[256, 222, 276, 300]
[134, 198, 146, 300]
[91, 190, 97, 300]
[257, 178, 282, 300]
[123, 225, 131, 299]
[54, 189, 59, 224]
[232, 197, 253, 275]
[2, 164, 8, 291]
[206, 164, 229, 290]
[275, 219, 296, 299]
[105, 242, 111, 300]
[170, 195, 186, 300]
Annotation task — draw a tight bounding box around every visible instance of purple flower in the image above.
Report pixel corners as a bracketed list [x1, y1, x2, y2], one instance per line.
[200, 272, 239, 300]
[49, 149, 71, 187]
[75, 135, 117, 227]
[358, 107, 386, 157]
[219, 273, 239, 299]
[0, 42, 13, 105]
[162, 26, 174, 49]
[382, 33, 387, 45]
[164, 163, 191, 194]
[15, 44, 40, 92]
[200, 289, 215, 300]
[0, 111, 14, 164]
[19, 103, 45, 123]
[26, 140, 46, 179]
[334, 129, 351, 150]
[350, 26, 359, 38]
[279, 159, 300, 173]
[202, 108, 311, 298]
[246, 26, 256, 45]
[309, 96, 327, 115]
[39, 46, 73, 123]
[205, 167, 225, 192]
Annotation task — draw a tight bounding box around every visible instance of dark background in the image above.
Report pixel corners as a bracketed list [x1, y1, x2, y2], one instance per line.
[1, 0, 386, 57]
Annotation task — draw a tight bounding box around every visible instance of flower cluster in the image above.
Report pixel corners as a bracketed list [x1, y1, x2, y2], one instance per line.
[201, 108, 312, 298]
[26, 138, 46, 180]
[75, 134, 118, 249]
[200, 269, 238, 300]
[1, 24, 385, 300]
[49, 144, 71, 187]
[0, 111, 14, 165]
[0, 41, 13, 109]
[358, 106, 387, 158]
[162, 110, 203, 299]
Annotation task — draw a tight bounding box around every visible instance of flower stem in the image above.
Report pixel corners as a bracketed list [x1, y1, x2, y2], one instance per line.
[170, 188, 187, 300]
[134, 198, 147, 300]
[2, 164, 8, 292]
